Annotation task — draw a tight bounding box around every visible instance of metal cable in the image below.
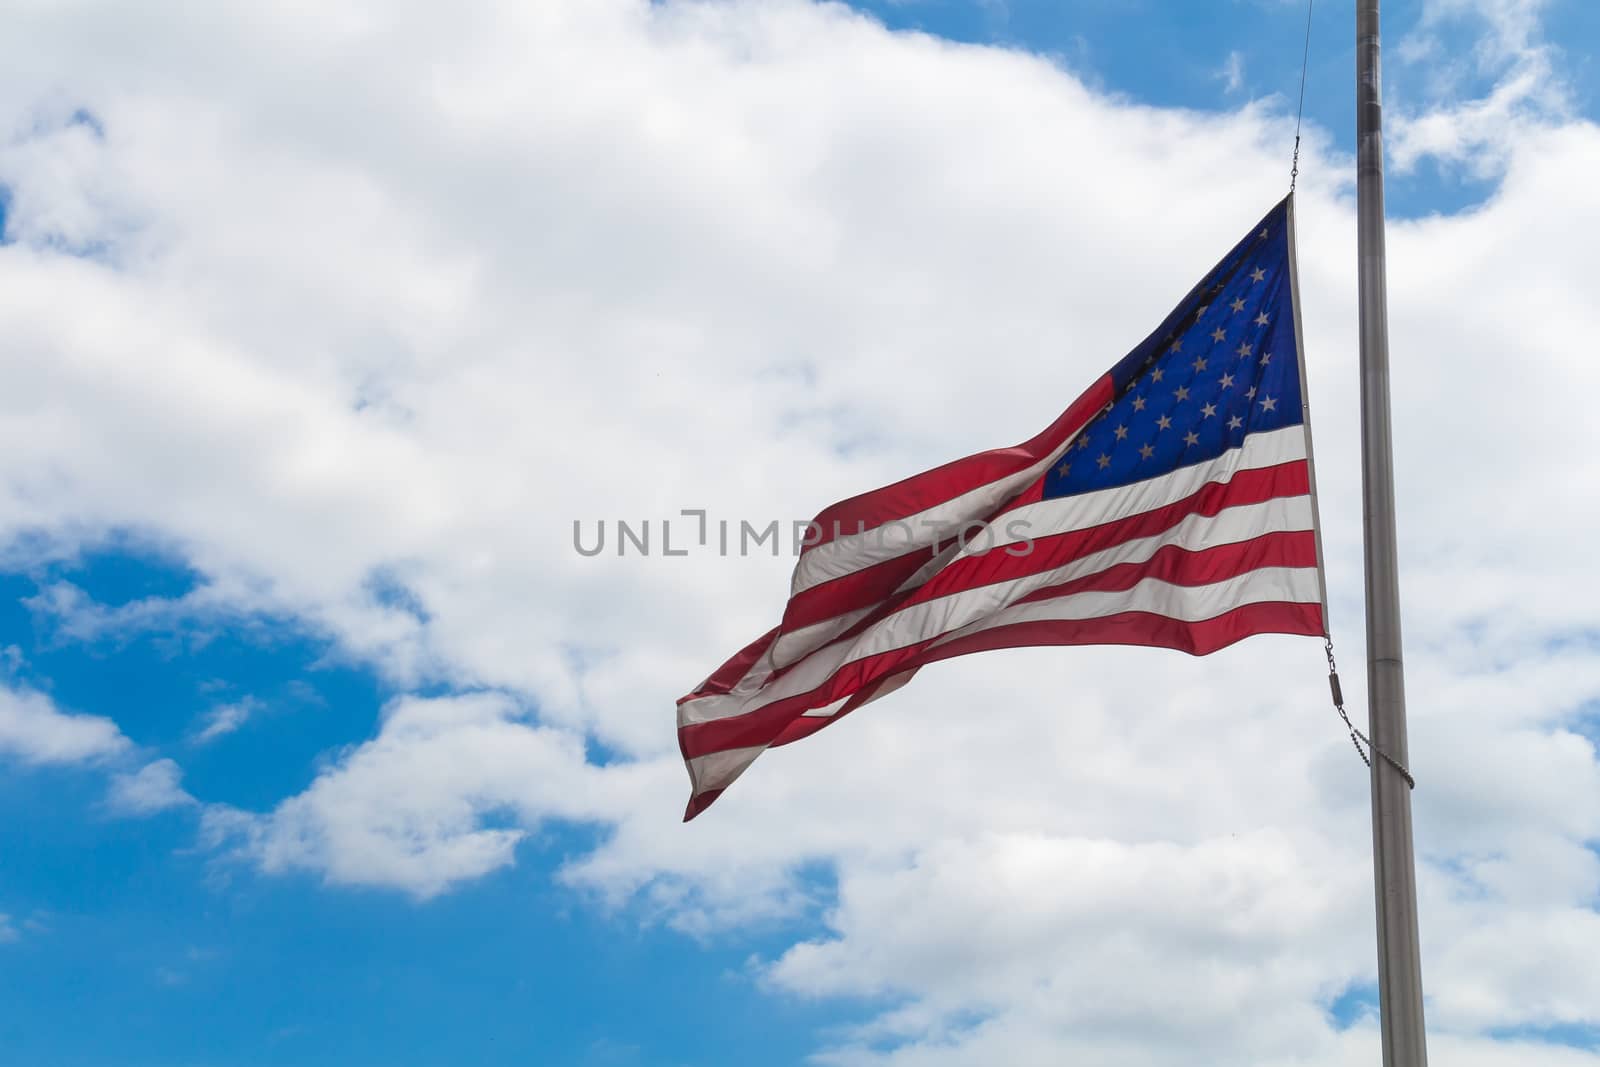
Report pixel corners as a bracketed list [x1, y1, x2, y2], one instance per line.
[1290, 0, 1315, 191]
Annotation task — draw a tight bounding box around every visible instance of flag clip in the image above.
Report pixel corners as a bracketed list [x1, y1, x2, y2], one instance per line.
[1324, 639, 1415, 789]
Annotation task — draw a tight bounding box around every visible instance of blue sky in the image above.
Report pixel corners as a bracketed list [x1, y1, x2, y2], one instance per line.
[0, 549, 855, 1066]
[3, 2, 1599, 1065]
[850, 0, 1600, 215]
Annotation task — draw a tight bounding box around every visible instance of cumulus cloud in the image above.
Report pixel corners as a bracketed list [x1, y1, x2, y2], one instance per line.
[106, 758, 196, 816]
[0, 680, 196, 823]
[1389, 0, 1572, 177]
[202, 692, 638, 898]
[0, 683, 129, 765]
[1, 0, 1597, 1063]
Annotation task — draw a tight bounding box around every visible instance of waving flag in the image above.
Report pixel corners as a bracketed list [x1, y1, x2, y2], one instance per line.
[678, 195, 1328, 820]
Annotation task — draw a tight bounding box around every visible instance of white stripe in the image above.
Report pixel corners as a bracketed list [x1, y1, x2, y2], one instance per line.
[789, 424, 1095, 597]
[683, 494, 1311, 728]
[684, 541, 955, 721]
[767, 540, 963, 670]
[769, 605, 873, 672]
[678, 654, 780, 727]
[801, 696, 850, 719]
[986, 424, 1307, 550]
[686, 745, 765, 795]
[687, 671, 918, 797]
[688, 540, 976, 723]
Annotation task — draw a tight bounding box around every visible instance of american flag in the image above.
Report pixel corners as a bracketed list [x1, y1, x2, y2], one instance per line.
[678, 196, 1327, 820]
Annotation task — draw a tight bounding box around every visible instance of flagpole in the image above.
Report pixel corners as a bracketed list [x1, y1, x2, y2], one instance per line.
[1355, 2, 1428, 1064]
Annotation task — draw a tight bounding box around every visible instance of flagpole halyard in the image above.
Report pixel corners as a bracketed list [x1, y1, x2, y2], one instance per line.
[1355, 1, 1429, 1063]
[1290, 0, 1316, 192]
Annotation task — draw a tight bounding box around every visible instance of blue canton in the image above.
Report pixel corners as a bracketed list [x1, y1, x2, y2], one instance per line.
[1044, 199, 1304, 500]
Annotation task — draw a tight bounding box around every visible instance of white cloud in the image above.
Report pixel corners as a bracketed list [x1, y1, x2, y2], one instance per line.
[106, 758, 196, 816]
[1218, 49, 1245, 94]
[769, 830, 1366, 1064]
[0, 683, 129, 765]
[23, 580, 200, 646]
[192, 698, 256, 744]
[0, 0, 1597, 1063]
[0, 913, 15, 944]
[203, 692, 633, 899]
[1389, 0, 1572, 177]
[0, 677, 196, 821]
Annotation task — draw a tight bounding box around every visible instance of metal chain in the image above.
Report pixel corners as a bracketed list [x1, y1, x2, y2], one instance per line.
[1325, 638, 1415, 789]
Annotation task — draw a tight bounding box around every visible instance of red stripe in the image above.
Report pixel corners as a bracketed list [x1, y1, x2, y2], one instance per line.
[678, 534, 1318, 761]
[1013, 530, 1316, 603]
[780, 459, 1308, 634]
[780, 538, 953, 642]
[913, 600, 1326, 663]
[680, 626, 779, 703]
[682, 788, 724, 822]
[800, 375, 1114, 551]
[766, 712, 834, 748]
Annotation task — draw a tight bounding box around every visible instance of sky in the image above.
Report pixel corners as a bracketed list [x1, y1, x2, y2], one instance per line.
[1, 0, 1598, 1064]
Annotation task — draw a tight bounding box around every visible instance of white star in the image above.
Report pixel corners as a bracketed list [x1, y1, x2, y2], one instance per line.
[1183, 431, 1200, 446]
[1169, 338, 1183, 353]
[1131, 396, 1146, 412]
[1192, 356, 1208, 372]
[1258, 228, 1269, 240]
[1114, 424, 1129, 441]
[1251, 267, 1266, 282]
[1174, 386, 1190, 401]
[1193, 306, 1207, 318]
[1227, 415, 1243, 430]
[1096, 452, 1112, 470]
[1230, 297, 1246, 312]
[1056, 459, 1071, 476]
[1200, 402, 1217, 419]
[1246, 386, 1257, 399]
[1151, 368, 1165, 383]
[1260, 352, 1272, 365]
[1156, 415, 1172, 430]
[1260, 395, 1277, 412]
[1219, 373, 1235, 389]
[1237, 341, 1253, 358]
[1211, 327, 1226, 343]
[1255, 312, 1270, 326]
[1139, 443, 1154, 460]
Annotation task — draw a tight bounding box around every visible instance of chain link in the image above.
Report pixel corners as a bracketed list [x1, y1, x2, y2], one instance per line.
[1325, 638, 1415, 789]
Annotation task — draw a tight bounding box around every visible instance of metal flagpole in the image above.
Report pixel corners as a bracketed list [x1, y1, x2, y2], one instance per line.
[1355, 2, 1428, 1064]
